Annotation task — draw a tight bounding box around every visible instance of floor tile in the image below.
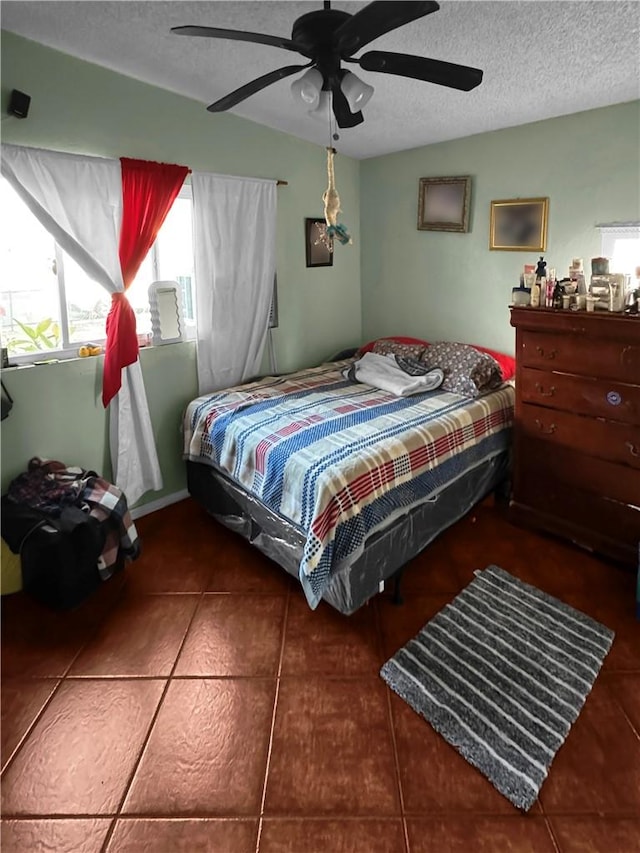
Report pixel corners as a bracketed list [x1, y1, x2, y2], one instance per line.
[401, 549, 479, 598]
[259, 818, 406, 852]
[377, 593, 454, 662]
[106, 818, 258, 852]
[516, 546, 631, 601]
[174, 594, 286, 676]
[125, 543, 213, 593]
[122, 678, 275, 815]
[539, 680, 640, 815]
[129, 500, 218, 593]
[1, 679, 59, 771]
[548, 816, 640, 852]
[264, 677, 399, 817]
[1, 679, 164, 816]
[0, 819, 112, 853]
[280, 595, 381, 676]
[604, 672, 640, 734]
[68, 594, 198, 677]
[206, 534, 292, 594]
[405, 816, 556, 853]
[1, 577, 124, 679]
[390, 693, 524, 815]
[595, 585, 640, 672]
[134, 498, 213, 547]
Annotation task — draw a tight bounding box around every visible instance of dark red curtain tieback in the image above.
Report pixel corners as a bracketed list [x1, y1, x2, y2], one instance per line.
[102, 293, 139, 408]
[102, 158, 189, 408]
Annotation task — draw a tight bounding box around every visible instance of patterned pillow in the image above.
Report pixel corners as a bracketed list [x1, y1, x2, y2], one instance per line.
[371, 339, 426, 359]
[357, 336, 430, 356]
[420, 341, 504, 398]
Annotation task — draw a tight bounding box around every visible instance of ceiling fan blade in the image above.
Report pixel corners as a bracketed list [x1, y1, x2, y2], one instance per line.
[171, 26, 310, 57]
[358, 51, 483, 91]
[330, 80, 364, 129]
[207, 64, 311, 112]
[335, 1, 440, 56]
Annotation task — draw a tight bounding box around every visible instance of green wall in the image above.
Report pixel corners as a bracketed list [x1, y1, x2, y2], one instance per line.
[0, 31, 361, 507]
[360, 100, 640, 354]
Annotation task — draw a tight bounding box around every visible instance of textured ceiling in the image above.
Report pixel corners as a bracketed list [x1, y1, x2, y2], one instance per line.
[2, 1, 639, 159]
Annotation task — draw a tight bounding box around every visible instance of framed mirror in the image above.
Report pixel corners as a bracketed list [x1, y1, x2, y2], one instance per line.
[148, 280, 185, 345]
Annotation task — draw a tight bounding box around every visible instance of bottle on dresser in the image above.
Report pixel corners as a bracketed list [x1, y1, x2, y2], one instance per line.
[570, 258, 587, 295]
[545, 277, 555, 307]
[552, 279, 564, 309]
[547, 270, 558, 308]
[530, 278, 541, 307]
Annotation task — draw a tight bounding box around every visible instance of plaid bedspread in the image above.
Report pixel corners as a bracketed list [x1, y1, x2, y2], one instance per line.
[184, 361, 514, 608]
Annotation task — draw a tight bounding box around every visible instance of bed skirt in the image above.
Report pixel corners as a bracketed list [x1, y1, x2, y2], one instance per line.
[186, 451, 510, 615]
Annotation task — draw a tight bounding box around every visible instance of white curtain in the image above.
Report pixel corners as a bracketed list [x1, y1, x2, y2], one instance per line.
[1, 144, 162, 505]
[191, 173, 277, 393]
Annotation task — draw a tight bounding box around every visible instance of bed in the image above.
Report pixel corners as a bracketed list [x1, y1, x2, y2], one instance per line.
[184, 346, 515, 615]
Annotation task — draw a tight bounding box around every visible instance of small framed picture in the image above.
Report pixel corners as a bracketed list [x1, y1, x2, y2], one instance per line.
[489, 198, 549, 251]
[417, 176, 471, 233]
[305, 218, 333, 267]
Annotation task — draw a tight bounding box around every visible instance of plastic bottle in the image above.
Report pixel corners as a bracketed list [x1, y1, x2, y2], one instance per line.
[530, 279, 540, 307]
[552, 280, 564, 310]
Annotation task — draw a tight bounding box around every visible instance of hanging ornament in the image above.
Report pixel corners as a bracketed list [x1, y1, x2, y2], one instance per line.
[313, 219, 333, 252]
[323, 146, 352, 247]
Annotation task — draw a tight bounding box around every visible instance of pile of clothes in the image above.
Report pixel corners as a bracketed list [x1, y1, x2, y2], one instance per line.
[2, 457, 140, 608]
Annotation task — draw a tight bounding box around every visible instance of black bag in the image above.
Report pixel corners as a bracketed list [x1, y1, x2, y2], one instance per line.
[1, 497, 107, 610]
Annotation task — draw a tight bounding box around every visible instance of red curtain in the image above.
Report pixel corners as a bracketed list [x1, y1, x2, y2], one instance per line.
[102, 158, 190, 408]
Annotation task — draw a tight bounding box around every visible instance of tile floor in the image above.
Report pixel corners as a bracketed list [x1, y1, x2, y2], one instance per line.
[1, 496, 638, 852]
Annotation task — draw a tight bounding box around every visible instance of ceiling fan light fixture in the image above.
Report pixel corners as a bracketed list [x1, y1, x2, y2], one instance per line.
[341, 70, 374, 112]
[307, 90, 332, 122]
[290, 67, 323, 109]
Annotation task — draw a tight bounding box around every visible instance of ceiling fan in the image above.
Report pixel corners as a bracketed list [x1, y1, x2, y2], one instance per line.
[171, 1, 483, 130]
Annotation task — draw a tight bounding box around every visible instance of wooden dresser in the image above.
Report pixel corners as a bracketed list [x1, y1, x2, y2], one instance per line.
[509, 307, 640, 566]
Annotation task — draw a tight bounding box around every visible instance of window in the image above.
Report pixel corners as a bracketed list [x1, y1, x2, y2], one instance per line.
[598, 222, 640, 280]
[0, 179, 194, 363]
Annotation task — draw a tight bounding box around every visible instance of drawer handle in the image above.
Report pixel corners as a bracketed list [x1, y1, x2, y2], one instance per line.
[535, 383, 556, 397]
[536, 346, 557, 360]
[626, 442, 639, 458]
[534, 418, 556, 434]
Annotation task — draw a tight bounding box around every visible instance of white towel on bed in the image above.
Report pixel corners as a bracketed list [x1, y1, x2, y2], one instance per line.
[344, 352, 444, 397]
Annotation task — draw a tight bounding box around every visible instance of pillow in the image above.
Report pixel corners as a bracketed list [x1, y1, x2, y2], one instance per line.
[420, 341, 504, 398]
[357, 336, 430, 356]
[355, 337, 515, 381]
[470, 345, 516, 381]
[372, 339, 427, 360]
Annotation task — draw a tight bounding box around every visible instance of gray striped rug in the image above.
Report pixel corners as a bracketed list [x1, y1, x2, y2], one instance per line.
[380, 565, 614, 811]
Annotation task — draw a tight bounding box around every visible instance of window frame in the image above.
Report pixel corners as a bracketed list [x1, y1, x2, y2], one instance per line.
[1, 181, 195, 366]
[597, 221, 640, 278]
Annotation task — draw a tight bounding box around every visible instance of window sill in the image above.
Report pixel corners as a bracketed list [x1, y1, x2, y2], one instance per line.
[3, 339, 195, 370]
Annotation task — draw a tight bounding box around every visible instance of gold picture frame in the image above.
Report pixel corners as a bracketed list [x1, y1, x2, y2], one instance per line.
[489, 197, 549, 251]
[417, 176, 471, 233]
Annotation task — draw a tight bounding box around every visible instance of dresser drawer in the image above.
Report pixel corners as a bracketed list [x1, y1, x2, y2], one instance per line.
[520, 403, 640, 469]
[513, 437, 640, 508]
[520, 367, 640, 425]
[511, 471, 640, 561]
[519, 330, 640, 383]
